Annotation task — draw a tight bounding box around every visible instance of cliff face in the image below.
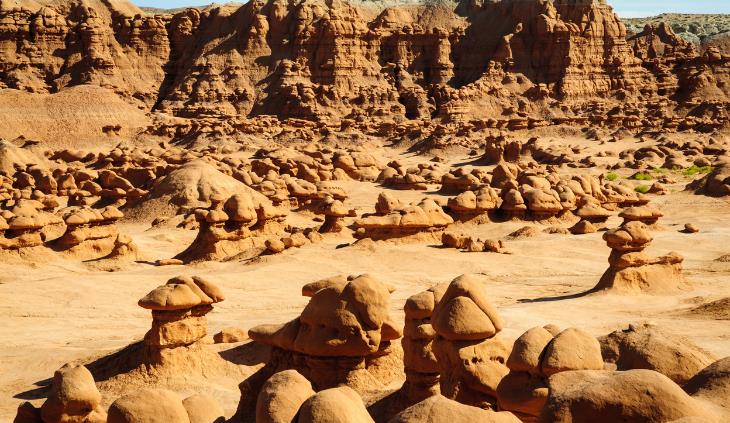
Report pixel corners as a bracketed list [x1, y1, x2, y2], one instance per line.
[0, 0, 168, 103]
[1, 0, 729, 136]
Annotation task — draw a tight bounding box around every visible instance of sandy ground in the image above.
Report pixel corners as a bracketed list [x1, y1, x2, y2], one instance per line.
[1, 156, 730, 420]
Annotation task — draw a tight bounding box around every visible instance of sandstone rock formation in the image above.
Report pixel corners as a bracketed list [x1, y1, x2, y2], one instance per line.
[41, 364, 106, 423]
[138, 275, 225, 363]
[243, 274, 403, 410]
[595, 221, 686, 293]
[496, 326, 603, 421]
[399, 286, 444, 406]
[388, 394, 520, 423]
[599, 323, 716, 384]
[541, 365, 730, 423]
[53, 206, 124, 256]
[108, 388, 224, 423]
[692, 157, 730, 196]
[355, 198, 453, 241]
[174, 192, 287, 262]
[2, 0, 730, 146]
[430, 275, 511, 409]
[255, 370, 315, 423]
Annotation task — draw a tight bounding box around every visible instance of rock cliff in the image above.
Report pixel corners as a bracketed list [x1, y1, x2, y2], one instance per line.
[2, 0, 730, 144]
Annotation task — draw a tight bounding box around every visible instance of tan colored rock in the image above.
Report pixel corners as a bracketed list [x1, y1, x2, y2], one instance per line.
[541, 328, 604, 377]
[40, 364, 106, 423]
[542, 370, 721, 423]
[213, 327, 249, 344]
[388, 394, 521, 423]
[600, 324, 716, 384]
[108, 389, 190, 423]
[297, 387, 374, 423]
[256, 370, 315, 423]
[431, 275, 509, 408]
[506, 327, 554, 375]
[182, 394, 224, 423]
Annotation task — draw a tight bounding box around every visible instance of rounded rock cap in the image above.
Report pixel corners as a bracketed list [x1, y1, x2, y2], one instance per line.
[138, 283, 202, 311]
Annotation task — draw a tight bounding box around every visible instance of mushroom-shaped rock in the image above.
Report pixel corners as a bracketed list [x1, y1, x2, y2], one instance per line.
[108, 389, 190, 423]
[319, 196, 352, 233]
[597, 221, 685, 293]
[256, 370, 315, 423]
[603, 221, 653, 252]
[523, 189, 562, 217]
[224, 193, 258, 224]
[139, 277, 224, 351]
[575, 202, 612, 223]
[431, 275, 509, 408]
[249, 274, 401, 357]
[138, 283, 202, 311]
[619, 205, 663, 225]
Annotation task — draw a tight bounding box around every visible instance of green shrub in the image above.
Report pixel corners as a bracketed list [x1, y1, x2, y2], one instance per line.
[651, 167, 671, 174]
[632, 172, 653, 181]
[683, 165, 714, 177]
[635, 184, 651, 194]
[606, 172, 619, 181]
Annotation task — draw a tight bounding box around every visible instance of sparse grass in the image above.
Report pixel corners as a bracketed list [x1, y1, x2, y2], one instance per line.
[632, 172, 653, 181]
[682, 165, 714, 177]
[635, 185, 651, 194]
[606, 172, 619, 181]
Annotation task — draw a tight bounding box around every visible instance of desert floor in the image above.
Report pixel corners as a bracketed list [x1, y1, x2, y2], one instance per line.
[1, 153, 729, 420]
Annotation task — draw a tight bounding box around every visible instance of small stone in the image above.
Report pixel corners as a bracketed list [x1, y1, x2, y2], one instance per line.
[156, 258, 184, 266]
[684, 223, 699, 233]
[213, 327, 249, 343]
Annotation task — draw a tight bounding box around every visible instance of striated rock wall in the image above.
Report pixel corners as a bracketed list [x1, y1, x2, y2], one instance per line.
[2, 0, 730, 135]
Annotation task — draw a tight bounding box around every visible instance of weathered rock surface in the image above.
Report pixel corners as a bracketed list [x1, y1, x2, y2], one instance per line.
[3, 0, 730, 145]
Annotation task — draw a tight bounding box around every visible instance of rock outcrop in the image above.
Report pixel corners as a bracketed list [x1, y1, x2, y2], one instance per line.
[599, 323, 716, 384]
[243, 274, 403, 412]
[541, 366, 730, 423]
[496, 326, 604, 421]
[595, 221, 686, 293]
[138, 275, 225, 363]
[3, 0, 730, 145]
[355, 198, 453, 241]
[430, 275, 511, 409]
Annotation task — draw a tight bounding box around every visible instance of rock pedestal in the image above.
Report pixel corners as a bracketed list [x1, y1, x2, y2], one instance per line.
[243, 274, 403, 412]
[138, 276, 225, 362]
[430, 275, 511, 410]
[400, 286, 446, 405]
[595, 221, 685, 293]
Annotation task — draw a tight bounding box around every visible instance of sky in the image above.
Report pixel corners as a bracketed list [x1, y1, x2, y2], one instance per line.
[135, 0, 730, 17]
